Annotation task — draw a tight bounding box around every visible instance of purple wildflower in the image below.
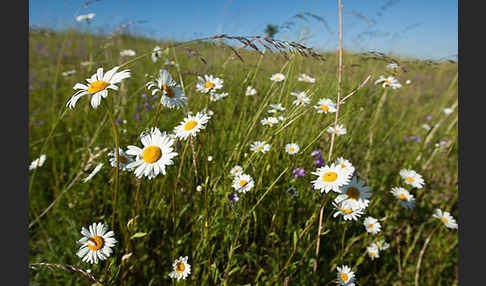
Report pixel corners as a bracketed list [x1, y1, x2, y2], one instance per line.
[228, 193, 239, 202]
[292, 168, 305, 179]
[439, 140, 447, 146]
[133, 113, 140, 120]
[314, 156, 325, 168]
[404, 136, 410, 142]
[311, 150, 321, 157]
[425, 115, 432, 121]
[141, 93, 147, 99]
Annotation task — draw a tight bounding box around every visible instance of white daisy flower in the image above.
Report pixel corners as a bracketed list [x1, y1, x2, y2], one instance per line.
[76, 222, 116, 264]
[120, 49, 136, 57]
[83, 163, 103, 183]
[391, 187, 416, 209]
[270, 73, 285, 82]
[312, 163, 352, 194]
[66, 66, 131, 109]
[293, 94, 310, 106]
[277, 115, 286, 122]
[334, 157, 355, 177]
[29, 154, 46, 170]
[433, 209, 458, 229]
[335, 176, 372, 209]
[421, 124, 431, 131]
[62, 69, 76, 77]
[443, 107, 454, 115]
[209, 92, 228, 102]
[332, 200, 364, 221]
[196, 74, 223, 93]
[173, 111, 211, 140]
[367, 243, 380, 260]
[290, 91, 307, 97]
[336, 265, 356, 286]
[268, 103, 286, 113]
[327, 124, 347, 136]
[146, 69, 187, 109]
[399, 169, 425, 189]
[363, 217, 382, 235]
[232, 173, 254, 194]
[151, 46, 162, 63]
[76, 13, 95, 22]
[386, 62, 399, 69]
[314, 98, 337, 114]
[168, 256, 191, 281]
[374, 75, 402, 89]
[285, 143, 299, 155]
[250, 141, 271, 153]
[246, 86, 257, 96]
[108, 148, 135, 171]
[406, 79, 412, 85]
[125, 128, 178, 179]
[260, 117, 279, 127]
[298, 73, 316, 83]
[230, 165, 243, 176]
[375, 239, 390, 251]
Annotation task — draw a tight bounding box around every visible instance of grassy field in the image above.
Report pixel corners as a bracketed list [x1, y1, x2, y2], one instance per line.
[28, 28, 458, 285]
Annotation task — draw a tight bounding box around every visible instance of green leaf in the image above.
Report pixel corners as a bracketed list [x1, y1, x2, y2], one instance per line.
[130, 232, 147, 239]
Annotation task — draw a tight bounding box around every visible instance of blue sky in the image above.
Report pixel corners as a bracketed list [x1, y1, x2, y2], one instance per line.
[29, 0, 457, 60]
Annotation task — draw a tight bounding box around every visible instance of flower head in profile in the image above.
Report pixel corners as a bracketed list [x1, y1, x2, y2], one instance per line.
[443, 107, 454, 115]
[66, 66, 131, 109]
[146, 69, 187, 109]
[375, 75, 402, 89]
[125, 127, 178, 179]
[433, 209, 458, 229]
[246, 86, 257, 96]
[314, 98, 337, 114]
[230, 165, 243, 177]
[336, 265, 356, 285]
[83, 163, 103, 183]
[120, 49, 136, 57]
[363, 217, 382, 235]
[367, 243, 380, 260]
[250, 141, 271, 153]
[375, 239, 390, 251]
[168, 256, 191, 281]
[391, 187, 415, 209]
[76, 13, 95, 22]
[261, 117, 279, 127]
[298, 73, 316, 83]
[292, 93, 310, 106]
[268, 103, 286, 113]
[196, 74, 223, 93]
[232, 173, 254, 194]
[399, 169, 425, 189]
[29, 154, 46, 170]
[285, 143, 300, 155]
[327, 124, 347, 136]
[174, 111, 211, 140]
[77, 222, 116, 264]
[108, 148, 134, 171]
[332, 199, 364, 221]
[151, 46, 162, 62]
[312, 163, 352, 193]
[62, 70, 76, 77]
[270, 73, 285, 82]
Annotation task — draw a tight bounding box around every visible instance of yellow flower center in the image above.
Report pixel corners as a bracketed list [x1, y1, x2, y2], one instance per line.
[142, 146, 162, 163]
[289, 147, 295, 152]
[299, 98, 304, 103]
[184, 120, 198, 131]
[322, 171, 338, 182]
[162, 84, 175, 98]
[336, 129, 340, 134]
[88, 80, 110, 93]
[87, 236, 104, 251]
[257, 146, 264, 150]
[368, 224, 374, 228]
[441, 217, 448, 223]
[265, 121, 273, 125]
[341, 273, 348, 282]
[175, 262, 185, 273]
[341, 207, 353, 214]
[371, 252, 375, 257]
[406, 176, 415, 182]
[398, 194, 407, 201]
[239, 180, 248, 187]
[205, 82, 215, 89]
[384, 80, 391, 86]
[320, 105, 329, 111]
[275, 77, 281, 81]
[346, 187, 360, 199]
[341, 163, 346, 168]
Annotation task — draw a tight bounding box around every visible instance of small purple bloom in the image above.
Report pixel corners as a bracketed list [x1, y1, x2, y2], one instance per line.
[37, 120, 45, 126]
[141, 93, 147, 98]
[425, 115, 432, 121]
[228, 193, 239, 202]
[292, 168, 305, 179]
[115, 118, 121, 125]
[314, 156, 325, 168]
[440, 140, 447, 146]
[145, 106, 151, 112]
[311, 150, 321, 157]
[152, 95, 159, 101]
[136, 105, 141, 112]
[413, 137, 421, 142]
[404, 136, 410, 142]
[133, 113, 140, 120]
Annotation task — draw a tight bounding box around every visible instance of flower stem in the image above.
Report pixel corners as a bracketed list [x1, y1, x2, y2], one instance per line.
[104, 103, 120, 230]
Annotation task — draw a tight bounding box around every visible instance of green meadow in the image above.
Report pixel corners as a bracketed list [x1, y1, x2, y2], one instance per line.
[29, 28, 458, 285]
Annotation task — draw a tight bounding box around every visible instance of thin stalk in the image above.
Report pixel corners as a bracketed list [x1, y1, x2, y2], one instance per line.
[104, 103, 120, 230]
